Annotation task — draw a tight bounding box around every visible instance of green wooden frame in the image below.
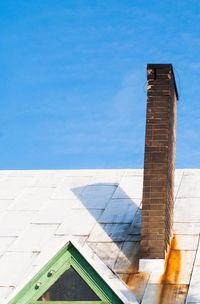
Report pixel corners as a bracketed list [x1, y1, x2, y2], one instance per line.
[9, 242, 124, 304]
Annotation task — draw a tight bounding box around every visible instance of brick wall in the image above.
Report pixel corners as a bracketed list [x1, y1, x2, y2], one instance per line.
[141, 64, 178, 259]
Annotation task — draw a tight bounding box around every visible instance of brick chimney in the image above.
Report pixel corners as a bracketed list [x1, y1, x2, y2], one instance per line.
[140, 64, 178, 264]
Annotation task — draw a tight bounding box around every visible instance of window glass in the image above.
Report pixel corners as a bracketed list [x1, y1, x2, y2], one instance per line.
[39, 266, 100, 301]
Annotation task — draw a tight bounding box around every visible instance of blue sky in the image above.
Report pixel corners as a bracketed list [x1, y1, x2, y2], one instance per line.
[0, 0, 200, 169]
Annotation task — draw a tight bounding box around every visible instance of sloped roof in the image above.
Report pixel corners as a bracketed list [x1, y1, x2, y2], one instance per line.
[0, 169, 199, 303]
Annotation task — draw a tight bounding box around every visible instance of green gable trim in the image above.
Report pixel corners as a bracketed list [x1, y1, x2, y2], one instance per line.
[9, 242, 124, 304]
[31, 302, 106, 304]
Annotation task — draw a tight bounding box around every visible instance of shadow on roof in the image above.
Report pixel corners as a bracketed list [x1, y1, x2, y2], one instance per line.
[71, 182, 141, 276]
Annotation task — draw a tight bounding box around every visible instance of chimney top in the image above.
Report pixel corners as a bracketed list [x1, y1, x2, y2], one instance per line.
[147, 64, 179, 100]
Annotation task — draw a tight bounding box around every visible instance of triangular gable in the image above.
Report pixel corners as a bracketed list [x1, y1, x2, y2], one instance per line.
[9, 241, 125, 304]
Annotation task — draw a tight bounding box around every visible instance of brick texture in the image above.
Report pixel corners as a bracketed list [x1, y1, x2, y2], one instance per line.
[141, 64, 178, 259]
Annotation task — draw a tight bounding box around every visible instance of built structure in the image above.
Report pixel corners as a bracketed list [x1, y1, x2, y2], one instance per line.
[0, 65, 199, 304]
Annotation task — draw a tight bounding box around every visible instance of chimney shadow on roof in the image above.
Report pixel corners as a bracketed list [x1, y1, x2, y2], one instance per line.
[71, 182, 141, 276]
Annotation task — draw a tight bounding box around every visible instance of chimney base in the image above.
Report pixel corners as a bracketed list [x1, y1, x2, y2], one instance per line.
[139, 234, 173, 278]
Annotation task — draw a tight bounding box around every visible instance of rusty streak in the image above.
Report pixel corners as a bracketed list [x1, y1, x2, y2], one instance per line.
[158, 235, 181, 303]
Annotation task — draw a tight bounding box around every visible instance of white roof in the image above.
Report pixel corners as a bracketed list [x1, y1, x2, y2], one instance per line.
[0, 169, 199, 303]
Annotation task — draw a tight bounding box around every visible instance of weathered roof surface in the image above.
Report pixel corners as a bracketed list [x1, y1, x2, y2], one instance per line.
[0, 169, 199, 303]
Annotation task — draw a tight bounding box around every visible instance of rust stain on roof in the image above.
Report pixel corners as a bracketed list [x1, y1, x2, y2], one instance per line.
[124, 272, 150, 303]
[161, 236, 181, 284]
[158, 235, 181, 303]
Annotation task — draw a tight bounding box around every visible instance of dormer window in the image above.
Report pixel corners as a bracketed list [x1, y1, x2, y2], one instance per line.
[9, 242, 124, 304]
[38, 266, 100, 301]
